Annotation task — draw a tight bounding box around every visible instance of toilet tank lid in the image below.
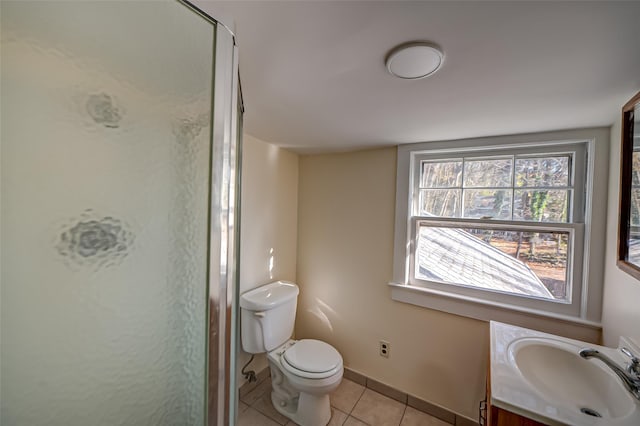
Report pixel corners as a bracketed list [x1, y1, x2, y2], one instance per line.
[240, 281, 299, 311]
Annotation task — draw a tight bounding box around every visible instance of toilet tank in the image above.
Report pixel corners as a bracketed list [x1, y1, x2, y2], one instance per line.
[240, 281, 299, 353]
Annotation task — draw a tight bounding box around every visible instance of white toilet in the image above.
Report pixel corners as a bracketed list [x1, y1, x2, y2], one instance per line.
[240, 281, 343, 426]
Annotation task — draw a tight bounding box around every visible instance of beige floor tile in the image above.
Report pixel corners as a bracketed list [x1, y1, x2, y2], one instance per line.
[331, 379, 366, 413]
[351, 389, 406, 426]
[238, 400, 250, 413]
[276, 406, 349, 426]
[328, 407, 349, 426]
[241, 378, 272, 405]
[400, 406, 450, 426]
[238, 407, 281, 426]
[252, 390, 291, 425]
[343, 416, 370, 426]
[240, 376, 266, 399]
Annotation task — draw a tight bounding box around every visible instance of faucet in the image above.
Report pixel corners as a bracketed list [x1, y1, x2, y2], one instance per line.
[579, 347, 640, 401]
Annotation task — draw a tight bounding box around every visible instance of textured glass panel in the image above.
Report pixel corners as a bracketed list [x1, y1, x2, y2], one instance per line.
[463, 158, 513, 187]
[515, 156, 570, 187]
[514, 190, 569, 222]
[415, 225, 569, 301]
[419, 189, 461, 217]
[463, 189, 512, 219]
[1, 2, 214, 425]
[420, 160, 462, 188]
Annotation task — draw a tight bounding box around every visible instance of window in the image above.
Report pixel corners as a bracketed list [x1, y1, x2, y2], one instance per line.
[391, 129, 609, 324]
[415, 153, 576, 302]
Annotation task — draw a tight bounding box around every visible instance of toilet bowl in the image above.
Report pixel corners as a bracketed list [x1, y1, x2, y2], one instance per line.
[240, 281, 344, 426]
[267, 339, 343, 426]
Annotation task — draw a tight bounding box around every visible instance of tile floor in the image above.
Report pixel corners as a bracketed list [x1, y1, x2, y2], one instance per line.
[238, 378, 451, 426]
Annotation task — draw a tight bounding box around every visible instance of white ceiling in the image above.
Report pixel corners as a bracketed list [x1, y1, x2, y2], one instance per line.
[197, 1, 640, 153]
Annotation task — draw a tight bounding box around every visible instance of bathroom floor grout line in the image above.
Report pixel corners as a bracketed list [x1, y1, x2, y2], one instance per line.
[334, 381, 410, 426]
[352, 386, 367, 414]
[253, 387, 289, 426]
[350, 384, 412, 426]
[250, 378, 419, 426]
[341, 386, 366, 424]
[398, 403, 408, 426]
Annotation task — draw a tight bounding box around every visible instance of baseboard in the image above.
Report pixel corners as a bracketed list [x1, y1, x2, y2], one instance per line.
[343, 367, 479, 426]
[239, 365, 479, 425]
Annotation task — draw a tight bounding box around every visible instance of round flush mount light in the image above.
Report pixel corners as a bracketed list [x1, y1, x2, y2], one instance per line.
[385, 42, 444, 80]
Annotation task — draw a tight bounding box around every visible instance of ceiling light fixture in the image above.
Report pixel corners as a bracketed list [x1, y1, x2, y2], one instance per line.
[385, 42, 444, 80]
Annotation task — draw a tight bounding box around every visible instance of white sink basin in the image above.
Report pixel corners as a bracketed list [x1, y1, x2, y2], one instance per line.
[510, 337, 635, 420]
[491, 322, 640, 425]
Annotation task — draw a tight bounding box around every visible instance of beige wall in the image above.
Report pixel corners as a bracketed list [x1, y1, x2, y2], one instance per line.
[296, 148, 487, 421]
[602, 119, 640, 347]
[240, 127, 623, 419]
[238, 134, 299, 384]
[295, 146, 604, 421]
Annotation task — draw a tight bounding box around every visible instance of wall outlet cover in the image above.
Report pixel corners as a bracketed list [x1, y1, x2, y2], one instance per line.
[379, 340, 390, 358]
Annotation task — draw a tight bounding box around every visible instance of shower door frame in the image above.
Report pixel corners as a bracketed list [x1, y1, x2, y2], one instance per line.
[178, 1, 242, 425]
[208, 25, 241, 426]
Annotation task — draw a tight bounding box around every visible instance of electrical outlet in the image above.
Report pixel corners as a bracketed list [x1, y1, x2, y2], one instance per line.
[379, 340, 390, 358]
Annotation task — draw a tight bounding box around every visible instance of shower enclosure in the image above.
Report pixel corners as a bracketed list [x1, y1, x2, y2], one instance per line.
[1, 1, 241, 425]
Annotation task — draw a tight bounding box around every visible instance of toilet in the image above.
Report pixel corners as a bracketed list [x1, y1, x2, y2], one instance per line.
[240, 281, 343, 426]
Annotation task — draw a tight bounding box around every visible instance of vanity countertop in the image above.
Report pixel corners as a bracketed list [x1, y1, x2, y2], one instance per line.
[490, 321, 640, 426]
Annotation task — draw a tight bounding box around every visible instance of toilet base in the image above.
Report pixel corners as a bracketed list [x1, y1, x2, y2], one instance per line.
[271, 391, 331, 426]
[266, 341, 342, 426]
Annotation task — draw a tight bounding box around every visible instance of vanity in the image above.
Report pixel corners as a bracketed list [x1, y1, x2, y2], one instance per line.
[487, 321, 640, 426]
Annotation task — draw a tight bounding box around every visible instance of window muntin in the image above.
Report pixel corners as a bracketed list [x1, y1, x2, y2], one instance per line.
[417, 154, 572, 222]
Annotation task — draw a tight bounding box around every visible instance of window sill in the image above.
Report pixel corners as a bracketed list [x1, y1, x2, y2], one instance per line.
[389, 282, 602, 339]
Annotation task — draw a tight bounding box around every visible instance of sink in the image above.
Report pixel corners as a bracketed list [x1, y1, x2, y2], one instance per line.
[491, 321, 640, 426]
[509, 337, 635, 420]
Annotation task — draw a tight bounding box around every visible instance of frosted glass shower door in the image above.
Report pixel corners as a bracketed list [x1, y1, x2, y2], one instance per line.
[1, 1, 222, 424]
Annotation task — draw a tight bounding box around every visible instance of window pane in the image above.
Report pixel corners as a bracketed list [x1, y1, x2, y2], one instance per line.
[628, 236, 640, 266]
[631, 188, 640, 226]
[415, 225, 569, 301]
[420, 161, 462, 188]
[463, 158, 512, 188]
[630, 156, 640, 259]
[515, 157, 570, 187]
[633, 152, 640, 186]
[419, 189, 461, 217]
[463, 189, 512, 219]
[513, 190, 569, 222]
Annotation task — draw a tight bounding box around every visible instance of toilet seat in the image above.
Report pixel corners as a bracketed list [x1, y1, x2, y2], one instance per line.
[281, 339, 342, 379]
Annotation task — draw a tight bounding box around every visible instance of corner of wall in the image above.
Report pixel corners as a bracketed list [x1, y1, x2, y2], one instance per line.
[602, 119, 640, 346]
[237, 133, 299, 388]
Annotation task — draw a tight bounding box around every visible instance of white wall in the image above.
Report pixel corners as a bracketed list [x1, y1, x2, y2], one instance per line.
[237, 134, 299, 384]
[602, 118, 640, 347]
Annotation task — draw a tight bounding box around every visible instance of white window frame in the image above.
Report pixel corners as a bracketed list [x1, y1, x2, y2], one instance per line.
[390, 129, 609, 326]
